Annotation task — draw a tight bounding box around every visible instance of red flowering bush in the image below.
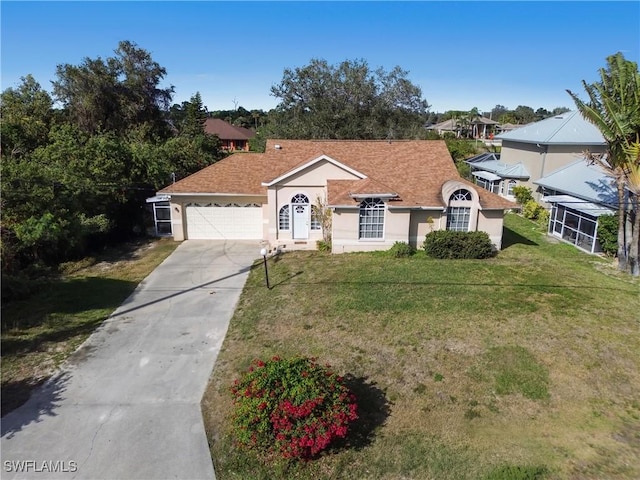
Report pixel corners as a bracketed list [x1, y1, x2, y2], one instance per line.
[230, 356, 358, 460]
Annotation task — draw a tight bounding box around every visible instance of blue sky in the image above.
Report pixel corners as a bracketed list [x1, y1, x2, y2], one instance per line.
[2, 1, 639, 113]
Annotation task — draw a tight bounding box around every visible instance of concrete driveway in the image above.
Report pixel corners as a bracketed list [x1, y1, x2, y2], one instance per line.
[1, 240, 259, 479]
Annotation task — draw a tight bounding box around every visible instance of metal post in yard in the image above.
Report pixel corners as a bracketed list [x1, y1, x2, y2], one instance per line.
[260, 248, 270, 289]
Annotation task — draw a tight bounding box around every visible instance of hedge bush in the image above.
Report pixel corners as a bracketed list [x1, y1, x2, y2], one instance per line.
[423, 230, 494, 259]
[512, 186, 534, 206]
[231, 356, 358, 460]
[596, 214, 618, 256]
[388, 241, 416, 258]
[522, 200, 546, 221]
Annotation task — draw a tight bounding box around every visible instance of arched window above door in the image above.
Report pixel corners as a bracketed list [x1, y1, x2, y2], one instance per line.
[291, 194, 309, 204]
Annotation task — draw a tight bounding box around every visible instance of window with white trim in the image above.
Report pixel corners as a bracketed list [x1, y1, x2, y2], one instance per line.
[446, 189, 472, 232]
[507, 180, 516, 196]
[451, 189, 472, 201]
[359, 198, 385, 239]
[446, 207, 471, 231]
[291, 193, 309, 204]
[279, 205, 290, 230]
[310, 205, 321, 230]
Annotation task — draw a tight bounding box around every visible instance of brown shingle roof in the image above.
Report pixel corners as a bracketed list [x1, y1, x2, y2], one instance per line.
[203, 118, 254, 140]
[159, 139, 515, 210]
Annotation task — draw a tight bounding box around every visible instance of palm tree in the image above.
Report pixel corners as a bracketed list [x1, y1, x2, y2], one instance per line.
[567, 52, 640, 273]
[624, 142, 640, 276]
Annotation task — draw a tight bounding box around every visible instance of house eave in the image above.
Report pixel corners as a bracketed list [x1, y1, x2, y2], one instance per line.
[387, 205, 444, 210]
[348, 193, 398, 200]
[158, 192, 266, 197]
[498, 138, 606, 146]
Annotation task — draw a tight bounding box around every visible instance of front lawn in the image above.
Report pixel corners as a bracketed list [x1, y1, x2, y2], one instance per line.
[202, 214, 640, 479]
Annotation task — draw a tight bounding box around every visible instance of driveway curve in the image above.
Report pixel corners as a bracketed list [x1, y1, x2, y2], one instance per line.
[1, 240, 259, 479]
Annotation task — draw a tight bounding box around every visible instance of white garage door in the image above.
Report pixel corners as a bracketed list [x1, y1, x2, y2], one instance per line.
[185, 202, 263, 240]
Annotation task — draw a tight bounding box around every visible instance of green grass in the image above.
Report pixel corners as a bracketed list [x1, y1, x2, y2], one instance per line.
[202, 214, 640, 479]
[484, 345, 550, 400]
[1, 238, 179, 415]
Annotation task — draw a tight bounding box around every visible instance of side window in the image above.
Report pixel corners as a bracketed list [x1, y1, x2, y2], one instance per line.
[446, 189, 472, 231]
[359, 198, 385, 239]
[279, 205, 290, 230]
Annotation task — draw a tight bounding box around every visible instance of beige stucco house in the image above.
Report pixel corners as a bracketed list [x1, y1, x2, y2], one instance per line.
[466, 111, 606, 201]
[155, 140, 515, 253]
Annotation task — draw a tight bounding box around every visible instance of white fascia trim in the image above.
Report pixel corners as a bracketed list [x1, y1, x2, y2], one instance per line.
[261, 155, 367, 186]
[387, 205, 443, 210]
[164, 192, 265, 197]
[348, 193, 398, 199]
[146, 194, 171, 203]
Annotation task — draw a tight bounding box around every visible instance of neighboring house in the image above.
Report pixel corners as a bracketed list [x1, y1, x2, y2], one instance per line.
[466, 111, 607, 201]
[465, 152, 529, 199]
[495, 123, 522, 134]
[470, 116, 500, 139]
[534, 159, 617, 254]
[156, 140, 516, 253]
[203, 118, 254, 151]
[425, 118, 459, 136]
[426, 117, 499, 138]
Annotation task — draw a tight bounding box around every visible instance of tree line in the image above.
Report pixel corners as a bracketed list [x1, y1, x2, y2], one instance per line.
[1, 41, 224, 280]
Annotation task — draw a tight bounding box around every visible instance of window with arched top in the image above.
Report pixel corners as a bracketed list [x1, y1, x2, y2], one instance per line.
[451, 189, 472, 201]
[447, 189, 472, 232]
[279, 205, 290, 230]
[291, 194, 309, 204]
[359, 198, 385, 239]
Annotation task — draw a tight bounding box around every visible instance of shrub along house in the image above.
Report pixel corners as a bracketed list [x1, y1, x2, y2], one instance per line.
[156, 140, 515, 253]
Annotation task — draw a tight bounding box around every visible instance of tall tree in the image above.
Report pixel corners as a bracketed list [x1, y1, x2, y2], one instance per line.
[513, 105, 536, 124]
[170, 92, 208, 136]
[623, 142, 640, 276]
[52, 40, 174, 139]
[567, 52, 640, 273]
[0, 75, 53, 158]
[491, 104, 509, 121]
[535, 107, 551, 121]
[269, 58, 429, 139]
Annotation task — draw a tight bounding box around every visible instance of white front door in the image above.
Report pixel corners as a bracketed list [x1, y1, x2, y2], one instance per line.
[292, 204, 309, 239]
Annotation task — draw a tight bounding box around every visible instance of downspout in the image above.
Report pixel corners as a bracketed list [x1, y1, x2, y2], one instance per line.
[538, 143, 548, 201]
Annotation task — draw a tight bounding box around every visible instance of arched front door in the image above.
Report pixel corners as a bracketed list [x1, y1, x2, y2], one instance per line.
[291, 193, 309, 239]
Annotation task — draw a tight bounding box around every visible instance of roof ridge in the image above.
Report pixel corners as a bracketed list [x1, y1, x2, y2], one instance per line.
[544, 110, 577, 143]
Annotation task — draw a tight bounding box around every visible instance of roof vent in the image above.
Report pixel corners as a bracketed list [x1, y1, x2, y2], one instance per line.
[274, 144, 282, 150]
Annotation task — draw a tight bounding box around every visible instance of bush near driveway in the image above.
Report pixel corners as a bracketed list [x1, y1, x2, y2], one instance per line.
[231, 356, 358, 460]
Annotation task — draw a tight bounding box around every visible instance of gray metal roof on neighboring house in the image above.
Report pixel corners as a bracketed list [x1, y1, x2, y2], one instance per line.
[534, 159, 616, 207]
[542, 194, 615, 217]
[465, 152, 530, 179]
[495, 111, 606, 145]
